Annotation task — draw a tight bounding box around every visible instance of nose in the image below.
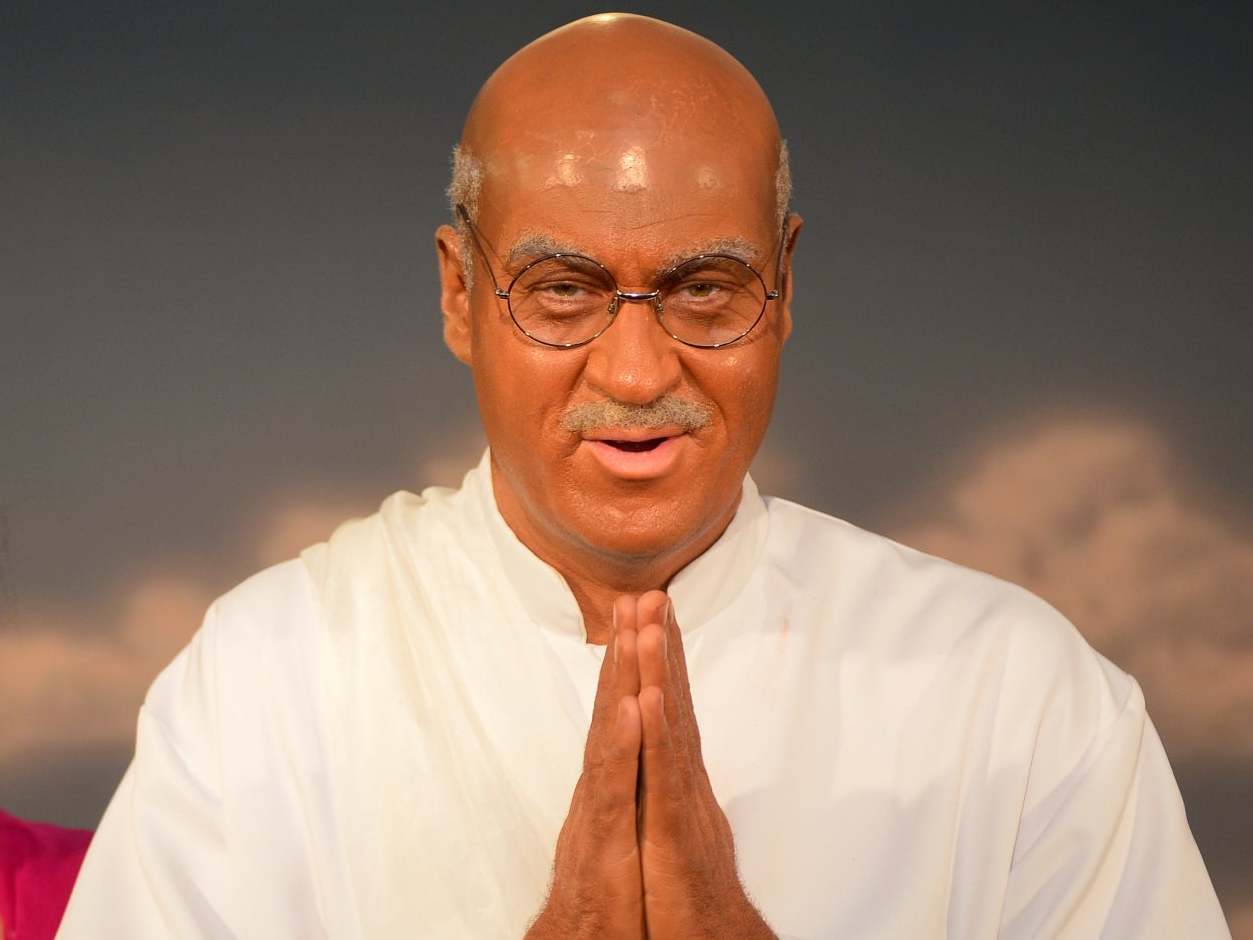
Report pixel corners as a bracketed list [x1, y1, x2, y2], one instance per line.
[582, 295, 682, 405]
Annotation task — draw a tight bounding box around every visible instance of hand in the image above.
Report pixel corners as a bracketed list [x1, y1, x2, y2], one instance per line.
[630, 591, 775, 940]
[526, 602, 646, 939]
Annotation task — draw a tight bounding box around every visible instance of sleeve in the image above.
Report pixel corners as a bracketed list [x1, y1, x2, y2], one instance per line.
[56, 604, 235, 939]
[997, 664, 1231, 939]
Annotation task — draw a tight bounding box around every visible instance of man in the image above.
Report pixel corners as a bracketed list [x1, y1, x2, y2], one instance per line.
[59, 13, 1229, 939]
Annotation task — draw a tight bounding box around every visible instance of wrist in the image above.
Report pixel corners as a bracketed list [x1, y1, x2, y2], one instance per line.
[523, 895, 591, 940]
[722, 891, 776, 940]
[523, 909, 565, 940]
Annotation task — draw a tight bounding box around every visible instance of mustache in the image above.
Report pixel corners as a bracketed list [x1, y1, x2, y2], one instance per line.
[558, 396, 713, 434]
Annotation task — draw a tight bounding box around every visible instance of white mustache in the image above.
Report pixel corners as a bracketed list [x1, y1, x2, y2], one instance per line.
[558, 396, 712, 433]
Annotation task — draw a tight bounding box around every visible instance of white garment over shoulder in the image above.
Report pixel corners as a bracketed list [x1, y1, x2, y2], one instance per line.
[58, 451, 1230, 939]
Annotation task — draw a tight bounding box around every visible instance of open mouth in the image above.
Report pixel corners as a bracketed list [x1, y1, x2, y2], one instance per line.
[601, 437, 669, 452]
[583, 432, 685, 479]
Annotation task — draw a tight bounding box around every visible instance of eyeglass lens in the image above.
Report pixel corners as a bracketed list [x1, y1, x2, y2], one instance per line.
[509, 255, 768, 347]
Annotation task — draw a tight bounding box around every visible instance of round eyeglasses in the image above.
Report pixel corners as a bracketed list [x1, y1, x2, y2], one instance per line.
[456, 204, 785, 349]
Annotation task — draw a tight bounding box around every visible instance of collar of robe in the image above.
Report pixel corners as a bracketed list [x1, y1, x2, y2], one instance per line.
[468, 448, 771, 644]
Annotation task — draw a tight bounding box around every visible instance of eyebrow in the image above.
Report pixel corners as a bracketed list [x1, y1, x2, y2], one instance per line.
[657, 236, 763, 271]
[502, 232, 767, 274]
[504, 233, 582, 269]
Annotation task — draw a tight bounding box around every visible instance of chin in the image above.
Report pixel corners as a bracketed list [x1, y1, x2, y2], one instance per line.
[563, 486, 724, 564]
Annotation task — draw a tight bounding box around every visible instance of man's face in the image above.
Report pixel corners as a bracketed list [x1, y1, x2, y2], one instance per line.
[442, 125, 798, 568]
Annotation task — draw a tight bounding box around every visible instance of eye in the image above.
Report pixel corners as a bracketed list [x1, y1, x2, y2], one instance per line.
[514, 257, 613, 300]
[670, 272, 743, 303]
[540, 280, 591, 299]
[678, 280, 722, 300]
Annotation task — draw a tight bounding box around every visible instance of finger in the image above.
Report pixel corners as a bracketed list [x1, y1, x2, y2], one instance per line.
[636, 589, 678, 705]
[636, 619, 668, 692]
[614, 596, 641, 702]
[636, 591, 669, 642]
[583, 633, 619, 771]
[589, 598, 639, 772]
[585, 597, 633, 769]
[636, 596, 711, 803]
[592, 601, 623, 707]
[595, 695, 643, 842]
[615, 624, 640, 709]
[640, 592, 692, 712]
[638, 685, 683, 839]
[661, 597, 701, 745]
[600, 695, 642, 766]
[660, 597, 692, 704]
[640, 597, 699, 768]
[613, 593, 638, 639]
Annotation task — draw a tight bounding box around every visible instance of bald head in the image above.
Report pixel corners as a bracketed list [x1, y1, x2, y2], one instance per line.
[448, 14, 790, 275]
[433, 15, 801, 577]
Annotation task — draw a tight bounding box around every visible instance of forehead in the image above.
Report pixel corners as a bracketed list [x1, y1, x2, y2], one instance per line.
[477, 132, 778, 265]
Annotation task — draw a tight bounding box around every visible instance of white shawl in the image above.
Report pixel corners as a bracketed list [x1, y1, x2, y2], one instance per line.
[300, 472, 587, 937]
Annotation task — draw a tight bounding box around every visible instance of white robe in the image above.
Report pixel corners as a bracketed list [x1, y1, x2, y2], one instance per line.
[58, 451, 1230, 938]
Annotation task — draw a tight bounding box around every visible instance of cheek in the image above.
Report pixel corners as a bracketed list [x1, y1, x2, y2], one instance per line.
[696, 347, 780, 448]
[471, 317, 584, 447]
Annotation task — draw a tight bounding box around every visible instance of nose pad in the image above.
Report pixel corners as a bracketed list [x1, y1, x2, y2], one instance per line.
[602, 292, 665, 335]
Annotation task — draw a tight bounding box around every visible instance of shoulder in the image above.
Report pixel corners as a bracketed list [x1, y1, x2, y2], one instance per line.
[762, 494, 1138, 747]
[197, 557, 323, 666]
[208, 486, 460, 645]
[215, 556, 319, 624]
[200, 483, 473, 682]
[762, 494, 1073, 632]
[140, 558, 322, 725]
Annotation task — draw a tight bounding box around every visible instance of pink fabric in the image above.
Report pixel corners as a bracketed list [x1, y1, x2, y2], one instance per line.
[0, 810, 93, 940]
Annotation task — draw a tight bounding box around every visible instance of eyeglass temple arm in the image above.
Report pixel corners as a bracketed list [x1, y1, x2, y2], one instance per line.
[454, 203, 507, 296]
[767, 212, 790, 301]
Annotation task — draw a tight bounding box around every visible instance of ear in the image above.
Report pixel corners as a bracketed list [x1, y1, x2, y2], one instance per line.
[435, 223, 473, 366]
[776, 213, 803, 344]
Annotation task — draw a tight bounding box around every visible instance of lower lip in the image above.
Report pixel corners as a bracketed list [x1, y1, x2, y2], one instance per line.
[584, 435, 686, 480]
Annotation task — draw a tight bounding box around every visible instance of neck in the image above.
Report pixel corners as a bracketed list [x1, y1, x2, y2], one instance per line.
[489, 462, 740, 645]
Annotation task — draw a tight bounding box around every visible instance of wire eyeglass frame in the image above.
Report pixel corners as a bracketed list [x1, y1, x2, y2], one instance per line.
[455, 203, 788, 350]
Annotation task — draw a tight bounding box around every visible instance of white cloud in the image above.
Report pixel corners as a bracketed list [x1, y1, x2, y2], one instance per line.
[1, 485, 384, 766]
[0, 575, 213, 764]
[414, 424, 487, 493]
[893, 414, 1253, 762]
[247, 491, 381, 570]
[0, 424, 494, 770]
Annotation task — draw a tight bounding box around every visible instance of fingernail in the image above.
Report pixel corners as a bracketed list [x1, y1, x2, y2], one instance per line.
[612, 603, 618, 632]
